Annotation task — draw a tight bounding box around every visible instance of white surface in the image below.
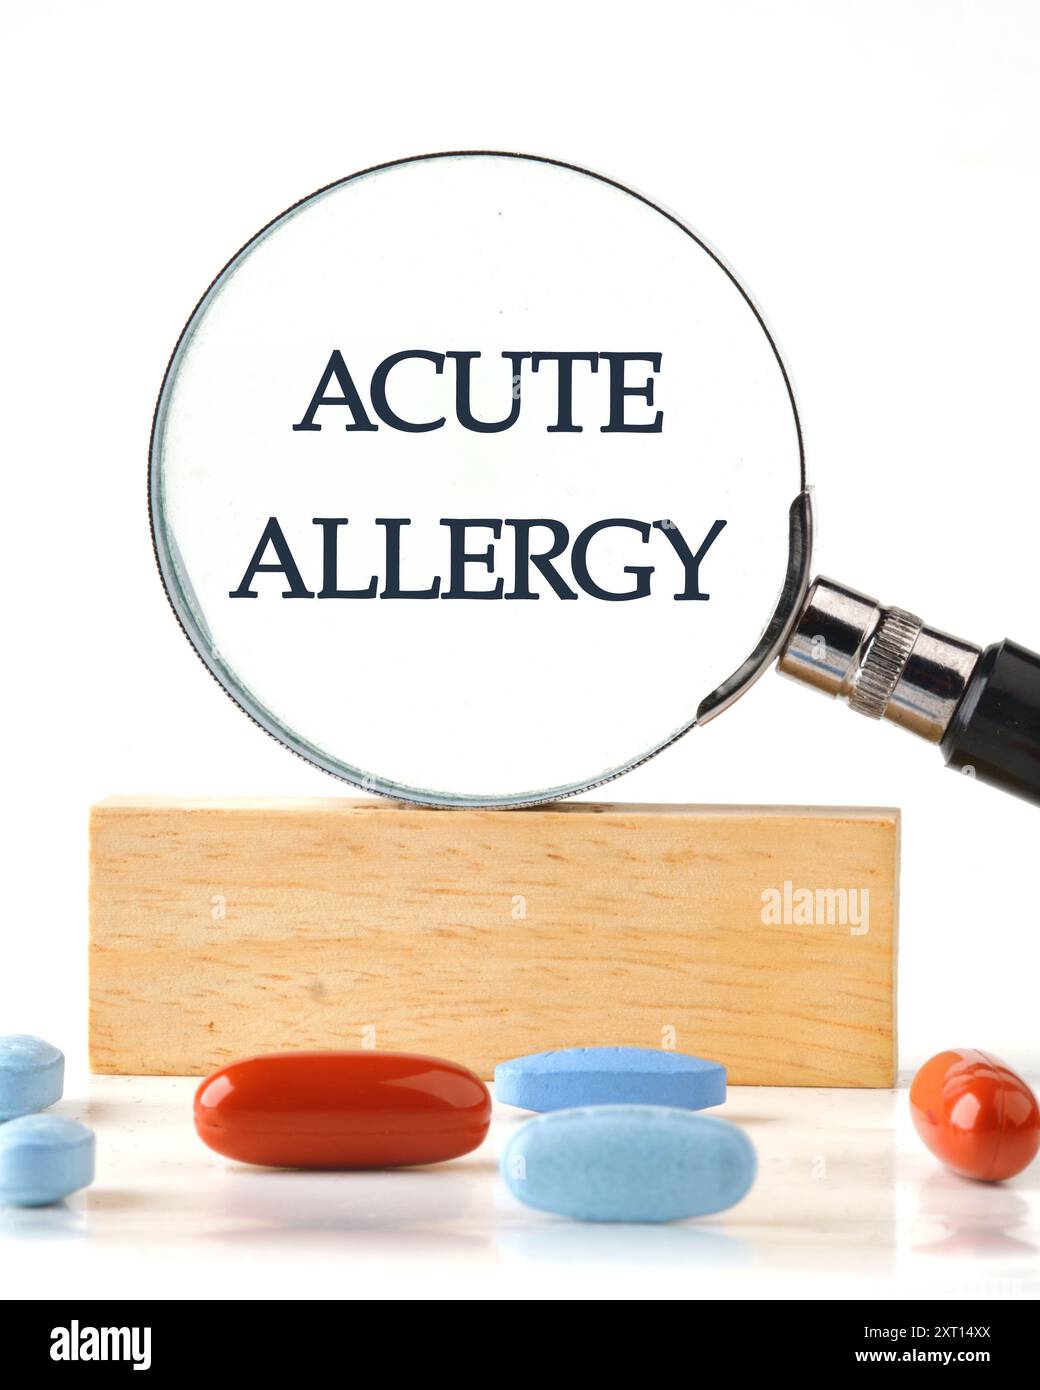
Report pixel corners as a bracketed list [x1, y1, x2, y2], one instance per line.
[1, 0, 1039, 1296]
[0, 1076, 1036, 1301]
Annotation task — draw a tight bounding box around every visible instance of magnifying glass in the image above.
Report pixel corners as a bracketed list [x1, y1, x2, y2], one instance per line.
[150, 151, 1040, 808]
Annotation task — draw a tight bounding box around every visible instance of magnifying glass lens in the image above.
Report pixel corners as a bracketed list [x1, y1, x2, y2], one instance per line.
[151, 154, 804, 805]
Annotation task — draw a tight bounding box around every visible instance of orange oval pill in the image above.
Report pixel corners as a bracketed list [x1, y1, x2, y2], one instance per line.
[909, 1048, 1040, 1182]
[195, 1051, 491, 1169]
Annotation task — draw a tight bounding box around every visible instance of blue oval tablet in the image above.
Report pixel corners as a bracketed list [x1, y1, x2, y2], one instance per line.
[495, 1046, 725, 1112]
[0, 1115, 96, 1207]
[0, 1034, 64, 1121]
[501, 1105, 755, 1222]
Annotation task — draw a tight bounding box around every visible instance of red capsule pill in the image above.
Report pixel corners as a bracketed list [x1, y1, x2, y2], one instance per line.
[909, 1048, 1040, 1182]
[194, 1051, 491, 1168]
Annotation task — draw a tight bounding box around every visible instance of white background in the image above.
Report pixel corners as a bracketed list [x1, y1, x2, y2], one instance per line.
[1, 0, 1038, 1301]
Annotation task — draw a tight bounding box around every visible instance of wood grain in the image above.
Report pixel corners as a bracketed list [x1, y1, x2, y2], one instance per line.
[89, 797, 899, 1085]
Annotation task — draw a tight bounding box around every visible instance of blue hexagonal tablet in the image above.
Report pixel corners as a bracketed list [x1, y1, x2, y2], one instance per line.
[495, 1046, 726, 1112]
[0, 1035, 64, 1121]
[0, 1115, 95, 1207]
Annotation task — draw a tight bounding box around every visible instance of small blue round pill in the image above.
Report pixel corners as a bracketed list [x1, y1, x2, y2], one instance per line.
[494, 1045, 726, 1112]
[0, 1115, 95, 1207]
[0, 1034, 64, 1121]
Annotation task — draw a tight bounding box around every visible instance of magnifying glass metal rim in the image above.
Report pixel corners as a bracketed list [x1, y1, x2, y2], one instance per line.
[149, 149, 813, 808]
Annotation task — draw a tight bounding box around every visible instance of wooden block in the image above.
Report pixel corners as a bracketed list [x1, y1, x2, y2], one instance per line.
[89, 797, 899, 1085]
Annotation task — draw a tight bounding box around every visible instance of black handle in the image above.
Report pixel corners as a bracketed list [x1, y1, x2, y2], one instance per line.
[941, 639, 1040, 806]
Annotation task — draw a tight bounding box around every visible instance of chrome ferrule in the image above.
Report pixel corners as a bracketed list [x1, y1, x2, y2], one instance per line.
[777, 576, 982, 743]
